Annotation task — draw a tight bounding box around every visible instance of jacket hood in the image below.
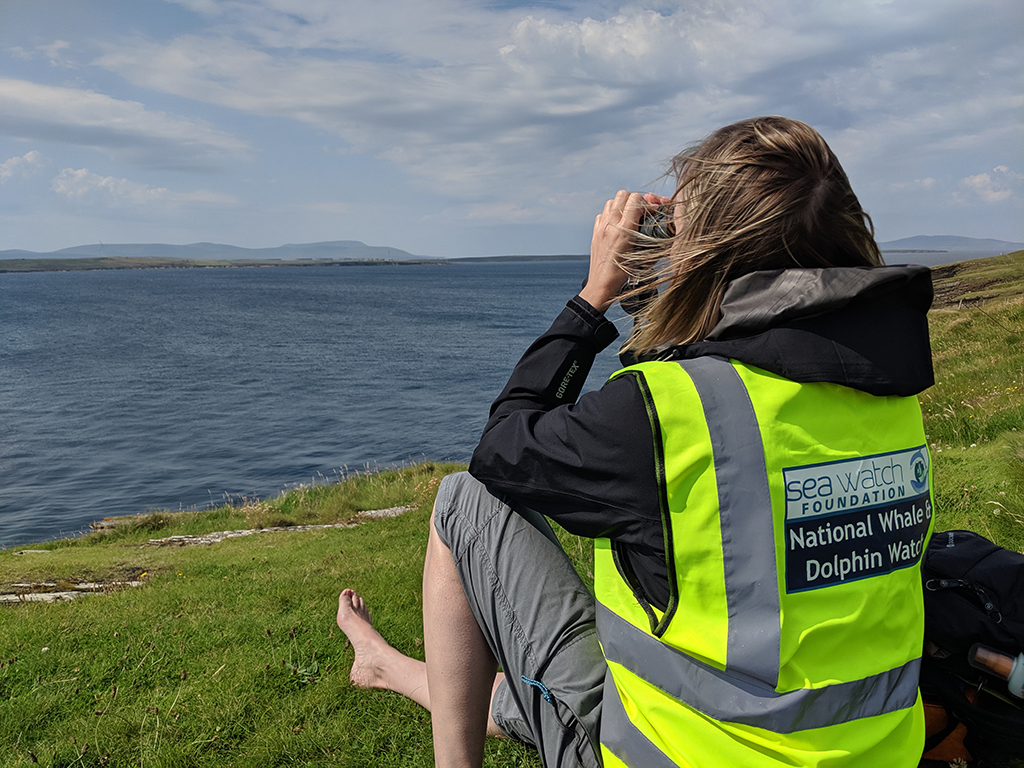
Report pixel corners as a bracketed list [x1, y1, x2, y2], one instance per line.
[707, 266, 934, 341]
[641, 265, 935, 397]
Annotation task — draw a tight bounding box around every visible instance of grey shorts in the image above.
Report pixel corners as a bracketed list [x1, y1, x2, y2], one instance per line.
[432, 472, 605, 768]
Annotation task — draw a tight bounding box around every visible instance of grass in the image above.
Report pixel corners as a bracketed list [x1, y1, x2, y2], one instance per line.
[2, 252, 1022, 766]
[921, 251, 1024, 550]
[1, 462, 550, 767]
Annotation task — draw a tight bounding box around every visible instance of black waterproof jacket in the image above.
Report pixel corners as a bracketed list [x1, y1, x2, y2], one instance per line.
[469, 265, 934, 611]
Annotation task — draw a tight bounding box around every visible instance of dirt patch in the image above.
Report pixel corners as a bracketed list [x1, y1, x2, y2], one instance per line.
[930, 254, 1024, 309]
[142, 505, 416, 547]
[1, 578, 144, 604]
[932, 279, 1005, 309]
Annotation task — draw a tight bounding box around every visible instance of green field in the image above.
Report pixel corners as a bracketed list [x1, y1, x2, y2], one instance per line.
[0, 463, 545, 767]
[2, 252, 1022, 766]
[921, 251, 1024, 545]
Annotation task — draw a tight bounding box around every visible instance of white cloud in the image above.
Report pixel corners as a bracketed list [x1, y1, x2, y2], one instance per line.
[38, 40, 74, 68]
[87, 0, 1022, 213]
[52, 168, 238, 207]
[962, 167, 1020, 203]
[0, 150, 43, 182]
[89, 9, 719, 197]
[0, 77, 250, 169]
[5, 0, 1021, 249]
[5, 40, 76, 67]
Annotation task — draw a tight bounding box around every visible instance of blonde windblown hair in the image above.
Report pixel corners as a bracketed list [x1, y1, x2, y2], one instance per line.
[618, 116, 883, 356]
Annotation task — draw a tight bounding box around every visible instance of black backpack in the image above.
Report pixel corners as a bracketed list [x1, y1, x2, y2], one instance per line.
[921, 529, 1024, 767]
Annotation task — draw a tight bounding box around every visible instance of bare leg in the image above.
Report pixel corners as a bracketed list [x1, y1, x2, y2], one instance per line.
[336, 588, 431, 710]
[423, 505, 500, 767]
[335, 505, 510, 764]
[336, 593, 508, 741]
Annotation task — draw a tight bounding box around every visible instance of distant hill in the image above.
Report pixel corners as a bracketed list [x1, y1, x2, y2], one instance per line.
[3, 236, 1021, 266]
[878, 235, 1024, 252]
[877, 235, 1023, 267]
[0, 241, 426, 261]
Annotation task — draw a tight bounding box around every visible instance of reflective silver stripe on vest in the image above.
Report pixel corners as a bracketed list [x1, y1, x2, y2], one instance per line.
[677, 356, 780, 686]
[598, 601, 922, 733]
[601, 668, 680, 768]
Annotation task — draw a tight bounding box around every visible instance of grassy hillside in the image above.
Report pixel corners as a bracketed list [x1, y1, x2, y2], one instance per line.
[1, 252, 1022, 766]
[0, 463, 545, 767]
[921, 251, 1024, 547]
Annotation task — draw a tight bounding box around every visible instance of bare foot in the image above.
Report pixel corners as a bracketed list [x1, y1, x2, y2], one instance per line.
[336, 589, 392, 689]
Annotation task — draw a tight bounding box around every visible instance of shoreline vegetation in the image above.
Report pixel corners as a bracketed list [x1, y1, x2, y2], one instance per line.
[1, 251, 1022, 766]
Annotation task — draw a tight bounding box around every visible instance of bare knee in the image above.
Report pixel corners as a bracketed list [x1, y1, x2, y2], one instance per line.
[427, 501, 444, 561]
[486, 673, 507, 738]
[423, 498, 458, 588]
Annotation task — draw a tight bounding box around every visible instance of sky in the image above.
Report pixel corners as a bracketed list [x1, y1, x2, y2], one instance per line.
[1, 0, 1021, 258]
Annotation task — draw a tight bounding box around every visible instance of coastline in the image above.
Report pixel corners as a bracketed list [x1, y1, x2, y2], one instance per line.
[0, 256, 450, 274]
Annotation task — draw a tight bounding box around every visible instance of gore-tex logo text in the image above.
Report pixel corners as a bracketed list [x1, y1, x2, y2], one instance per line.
[555, 360, 580, 400]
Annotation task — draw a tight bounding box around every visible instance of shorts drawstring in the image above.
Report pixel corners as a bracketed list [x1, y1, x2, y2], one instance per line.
[521, 675, 554, 705]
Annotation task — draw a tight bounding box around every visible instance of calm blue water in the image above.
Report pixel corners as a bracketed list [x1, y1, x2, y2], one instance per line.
[0, 262, 629, 547]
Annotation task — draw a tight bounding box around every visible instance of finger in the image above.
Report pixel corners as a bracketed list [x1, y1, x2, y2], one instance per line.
[598, 190, 622, 217]
[621, 192, 648, 227]
[619, 191, 645, 209]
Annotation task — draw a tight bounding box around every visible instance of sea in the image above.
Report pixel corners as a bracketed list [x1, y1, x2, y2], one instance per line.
[0, 261, 632, 548]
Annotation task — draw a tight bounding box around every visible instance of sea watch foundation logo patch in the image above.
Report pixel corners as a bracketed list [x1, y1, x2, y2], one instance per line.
[783, 446, 931, 593]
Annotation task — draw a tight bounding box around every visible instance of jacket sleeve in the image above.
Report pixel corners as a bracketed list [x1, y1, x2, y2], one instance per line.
[468, 296, 662, 547]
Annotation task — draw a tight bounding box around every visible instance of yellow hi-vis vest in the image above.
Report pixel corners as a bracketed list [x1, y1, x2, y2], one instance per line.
[595, 357, 933, 767]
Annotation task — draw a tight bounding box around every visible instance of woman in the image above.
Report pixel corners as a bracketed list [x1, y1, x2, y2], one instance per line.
[336, 116, 936, 767]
